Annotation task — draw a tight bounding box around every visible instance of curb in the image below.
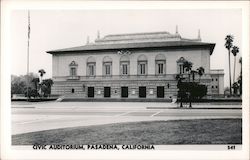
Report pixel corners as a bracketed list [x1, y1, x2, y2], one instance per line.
[146, 107, 242, 110]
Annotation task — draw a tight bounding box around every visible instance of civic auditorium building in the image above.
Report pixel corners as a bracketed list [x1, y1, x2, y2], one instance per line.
[47, 30, 224, 100]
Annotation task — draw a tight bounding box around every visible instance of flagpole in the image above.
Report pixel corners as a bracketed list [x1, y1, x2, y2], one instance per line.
[27, 10, 30, 101]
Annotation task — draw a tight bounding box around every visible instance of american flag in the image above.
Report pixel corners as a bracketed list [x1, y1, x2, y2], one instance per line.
[28, 11, 30, 39]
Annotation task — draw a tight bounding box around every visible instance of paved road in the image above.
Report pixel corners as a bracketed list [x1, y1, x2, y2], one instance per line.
[12, 101, 242, 135]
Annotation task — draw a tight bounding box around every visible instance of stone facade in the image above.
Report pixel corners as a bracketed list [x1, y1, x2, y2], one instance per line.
[210, 69, 224, 95]
[47, 31, 224, 99]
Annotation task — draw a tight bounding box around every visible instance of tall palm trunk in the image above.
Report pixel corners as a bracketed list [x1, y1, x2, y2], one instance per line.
[233, 56, 236, 84]
[228, 49, 232, 95]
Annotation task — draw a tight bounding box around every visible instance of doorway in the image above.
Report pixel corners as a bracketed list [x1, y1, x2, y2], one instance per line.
[88, 87, 94, 98]
[104, 87, 111, 98]
[157, 86, 164, 98]
[121, 87, 128, 98]
[139, 86, 146, 98]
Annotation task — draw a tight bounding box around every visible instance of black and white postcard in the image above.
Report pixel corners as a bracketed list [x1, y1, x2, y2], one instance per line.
[1, 1, 249, 160]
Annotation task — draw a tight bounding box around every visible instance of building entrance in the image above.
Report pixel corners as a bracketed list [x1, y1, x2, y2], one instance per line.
[121, 87, 128, 98]
[157, 86, 164, 98]
[139, 86, 146, 98]
[104, 87, 111, 98]
[88, 87, 94, 98]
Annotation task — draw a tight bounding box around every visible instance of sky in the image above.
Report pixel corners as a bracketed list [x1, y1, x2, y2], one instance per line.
[11, 9, 242, 88]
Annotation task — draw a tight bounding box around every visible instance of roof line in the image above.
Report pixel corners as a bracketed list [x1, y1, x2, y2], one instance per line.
[47, 43, 215, 55]
[104, 31, 170, 37]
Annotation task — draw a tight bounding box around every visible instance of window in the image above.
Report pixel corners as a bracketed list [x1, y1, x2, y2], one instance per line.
[176, 57, 191, 74]
[138, 55, 147, 75]
[216, 86, 218, 88]
[158, 63, 164, 74]
[122, 64, 128, 75]
[88, 65, 95, 76]
[120, 55, 130, 76]
[69, 61, 78, 76]
[70, 68, 76, 76]
[103, 56, 112, 76]
[105, 65, 111, 75]
[140, 64, 146, 74]
[212, 78, 214, 81]
[87, 56, 96, 77]
[216, 78, 218, 81]
[103, 62, 112, 76]
[179, 64, 184, 74]
[212, 86, 214, 88]
[156, 54, 166, 75]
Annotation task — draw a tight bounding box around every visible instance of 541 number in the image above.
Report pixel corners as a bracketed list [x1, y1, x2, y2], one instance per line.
[228, 145, 235, 150]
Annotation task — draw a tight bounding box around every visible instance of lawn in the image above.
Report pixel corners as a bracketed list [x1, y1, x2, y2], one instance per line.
[12, 119, 242, 145]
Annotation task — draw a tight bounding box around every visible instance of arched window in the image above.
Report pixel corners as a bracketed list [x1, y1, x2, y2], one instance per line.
[137, 55, 148, 75]
[120, 55, 130, 75]
[103, 56, 112, 76]
[87, 56, 96, 76]
[176, 57, 187, 74]
[69, 61, 78, 76]
[155, 54, 166, 75]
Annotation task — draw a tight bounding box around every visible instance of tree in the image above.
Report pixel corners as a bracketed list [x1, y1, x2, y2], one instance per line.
[176, 61, 207, 108]
[41, 79, 54, 97]
[31, 78, 40, 94]
[231, 46, 239, 84]
[38, 69, 46, 95]
[38, 69, 46, 82]
[225, 35, 234, 95]
[197, 67, 205, 82]
[232, 82, 239, 95]
[183, 60, 193, 82]
[239, 57, 242, 75]
[11, 75, 26, 95]
[11, 73, 38, 97]
[237, 74, 242, 95]
[190, 70, 197, 82]
[238, 57, 242, 95]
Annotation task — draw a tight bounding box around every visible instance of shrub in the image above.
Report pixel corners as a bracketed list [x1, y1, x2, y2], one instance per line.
[177, 82, 207, 100]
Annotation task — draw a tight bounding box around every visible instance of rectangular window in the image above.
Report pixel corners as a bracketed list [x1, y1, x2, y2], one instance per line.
[70, 68, 76, 76]
[122, 64, 128, 75]
[179, 65, 182, 74]
[105, 65, 111, 75]
[178, 64, 186, 74]
[89, 65, 94, 76]
[158, 63, 163, 74]
[140, 64, 146, 75]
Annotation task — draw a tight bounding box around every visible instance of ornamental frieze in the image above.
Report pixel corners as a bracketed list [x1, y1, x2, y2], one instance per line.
[117, 50, 132, 55]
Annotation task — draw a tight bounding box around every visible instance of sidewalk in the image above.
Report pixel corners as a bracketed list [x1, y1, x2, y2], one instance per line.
[12, 101, 242, 110]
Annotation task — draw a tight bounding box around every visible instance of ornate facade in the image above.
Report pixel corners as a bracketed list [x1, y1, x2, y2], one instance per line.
[47, 31, 224, 99]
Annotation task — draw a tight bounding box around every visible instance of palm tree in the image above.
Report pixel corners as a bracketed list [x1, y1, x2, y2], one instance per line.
[183, 60, 193, 82]
[239, 57, 242, 77]
[38, 69, 46, 82]
[238, 57, 242, 95]
[231, 46, 239, 84]
[38, 69, 46, 96]
[225, 35, 234, 95]
[190, 70, 197, 82]
[41, 79, 54, 97]
[197, 67, 205, 82]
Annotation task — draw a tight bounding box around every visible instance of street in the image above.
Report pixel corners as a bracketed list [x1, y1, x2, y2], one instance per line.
[12, 101, 242, 135]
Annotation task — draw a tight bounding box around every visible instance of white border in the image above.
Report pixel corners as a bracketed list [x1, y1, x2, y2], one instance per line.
[1, 1, 249, 160]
